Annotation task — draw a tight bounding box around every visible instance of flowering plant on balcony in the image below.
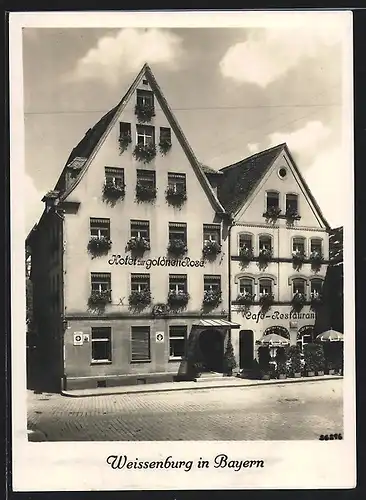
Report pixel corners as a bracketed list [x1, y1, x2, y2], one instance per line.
[291, 292, 306, 311]
[126, 236, 150, 253]
[264, 206, 281, 220]
[202, 240, 222, 259]
[118, 132, 132, 153]
[135, 103, 156, 123]
[167, 290, 190, 309]
[167, 238, 188, 257]
[203, 289, 222, 308]
[133, 143, 157, 164]
[239, 246, 254, 263]
[159, 138, 172, 155]
[165, 185, 187, 206]
[236, 292, 255, 305]
[309, 250, 323, 271]
[87, 236, 112, 257]
[135, 181, 157, 202]
[285, 206, 299, 221]
[128, 288, 152, 308]
[259, 292, 274, 308]
[88, 289, 111, 308]
[292, 250, 306, 270]
[310, 291, 323, 309]
[102, 180, 125, 202]
[258, 248, 272, 263]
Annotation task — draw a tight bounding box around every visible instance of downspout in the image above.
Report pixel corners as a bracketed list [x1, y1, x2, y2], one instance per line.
[227, 217, 234, 322]
[54, 207, 65, 392]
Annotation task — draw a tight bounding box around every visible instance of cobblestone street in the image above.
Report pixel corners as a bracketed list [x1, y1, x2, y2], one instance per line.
[27, 379, 343, 441]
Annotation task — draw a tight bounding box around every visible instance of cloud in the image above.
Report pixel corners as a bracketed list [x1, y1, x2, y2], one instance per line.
[219, 27, 341, 87]
[67, 28, 183, 85]
[247, 143, 260, 154]
[24, 174, 43, 235]
[267, 120, 332, 153]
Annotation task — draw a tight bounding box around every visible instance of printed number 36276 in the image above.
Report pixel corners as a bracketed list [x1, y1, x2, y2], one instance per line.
[319, 433, 343, 440]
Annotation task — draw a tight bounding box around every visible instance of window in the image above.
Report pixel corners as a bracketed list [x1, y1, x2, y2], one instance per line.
[239, 278, 254, 295]
[292, 278, 306, 295]
[90, 218, 110, 239]
[91, 327, 112, 362]
[131, 274, 150, 293]
[136, 125, 155, 146]
[167, 173, 186, 193]
[239, 233, 252, 249]
[297, 326, 315, 350]
[293, 237, 306, 254]
[310, 238, 322, 254]
[131, 326, 151, 362]
[160, 127, 171, 143]
[169, 222, 187, 243]
[119, 122, 131, 138]
[278, 167, 287, 179]
[137, 169, 155, 188]
[136, 89, 154, 107]
[169, 274, 187, 293]
[286, 194, 299, 214]
[91, 273, 111, 294]
[259, 279, 272, 295]
[130, 220, 150, 240]
[311, 278, 323, 296]
[266, 191, 279, 211]
[142, 79, 148, 85]
[169, 326, 187, 360]
[203, 224, 221, 244]
[204, 275, 221, 292]
[105, 167, 124, 188]
[259, 235, 272, 251]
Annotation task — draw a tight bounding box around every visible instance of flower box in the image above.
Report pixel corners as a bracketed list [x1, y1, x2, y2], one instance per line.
[258, 248, 272, 263]
[310, 294, 323, 309]
[316, 371, 324, 376]
[102, 181, 125, 202]
[239, 246, 254, 262]
[135, 182, 157, 202]
[264, 206, 281, 220]
[167, 238, 188, 257]
[328, 369, 335, 375]
[118, 133, 132, 153]
[292, 251, 306, 269]
[133, 144, 156, 164]
[165, 186, 187, 206]
[236, 292, 255, 305]
[291, 292, 306, 311]
[135, 103, 155, 122]
[159, 138, 172, 155]
[259, 293, 274, 307]
[278, 374, 287, 380]
[261, 373, 271, 380]
[87, 236, 112, 256]
[310, 251, 323, 271]
[88, 290, 111, 308]
[202, 240, 222, 259]
[128, 289, 151, 308]
[306, 371, 315, 377]
[126, 236, 150, 253]
[294, 372, 302, 378]
[167, 290, 190, 309]
[285, 207, 299, 221]
[203, 290, 222, 308]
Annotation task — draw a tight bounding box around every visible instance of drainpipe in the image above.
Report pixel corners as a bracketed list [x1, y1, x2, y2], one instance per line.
[227, 217, 234, 323]
[54, 207, 65, 392]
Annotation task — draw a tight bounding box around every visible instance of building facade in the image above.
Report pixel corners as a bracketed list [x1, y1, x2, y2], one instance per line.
[217, 144, 330, 373]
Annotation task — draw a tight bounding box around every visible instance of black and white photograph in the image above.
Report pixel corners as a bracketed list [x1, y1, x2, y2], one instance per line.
[10, 10, 355, 491]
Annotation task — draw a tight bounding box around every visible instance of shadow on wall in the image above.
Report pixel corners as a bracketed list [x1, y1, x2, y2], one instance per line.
[26, 346, 61, 394]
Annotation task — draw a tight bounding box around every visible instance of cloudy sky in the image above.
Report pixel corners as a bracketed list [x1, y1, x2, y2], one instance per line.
[22, 21, 350, 233]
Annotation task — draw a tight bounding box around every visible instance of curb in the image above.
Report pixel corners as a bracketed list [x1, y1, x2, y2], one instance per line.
[61, 376, 343, 398]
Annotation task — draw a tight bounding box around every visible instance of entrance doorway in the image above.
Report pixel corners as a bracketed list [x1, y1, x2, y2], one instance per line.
[239, 330, 254, 369]
[199, 329, 223, 372]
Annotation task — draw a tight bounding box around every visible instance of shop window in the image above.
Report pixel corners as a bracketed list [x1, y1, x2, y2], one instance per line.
[167, 172, 186, 193]
[169, 222, 187, 244]
[130, 220, 150, 240]
[204, 275, 221, 292]
[259, 278, 273, 296]
[203, 224, 221, 244]
[293, 237, 306, 254]
[286, 193, 299, 215]
[266, 191, 279, 211]
[169, 325, 187, 360]
[131, 326, 151, 362]
[169, 274, 187, 293]
[131, 274, 150, 293]
[90, 218, 110, 239]
[91, 327, 112, 363]
[310, 238, 323, 254]
[259, 235, 272, 251]
[292, 278, 306, 296]
[136, 125, 155, 146]
[105, 167, 124, 188]
[239, 233, 253, 250]
[239, 277, 254, 295]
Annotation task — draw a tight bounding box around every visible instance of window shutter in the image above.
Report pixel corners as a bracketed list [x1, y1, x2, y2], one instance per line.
[131, 327, 150, 361]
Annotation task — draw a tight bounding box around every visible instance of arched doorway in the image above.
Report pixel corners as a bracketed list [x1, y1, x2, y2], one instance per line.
[239, 330, 254, 369]
[264, 326, 290, 339]
[199, 329, 224, 372]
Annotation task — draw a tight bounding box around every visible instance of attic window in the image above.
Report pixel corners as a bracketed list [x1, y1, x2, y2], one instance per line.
[278, 167, 287, 179]
[142, 79, 148, 85]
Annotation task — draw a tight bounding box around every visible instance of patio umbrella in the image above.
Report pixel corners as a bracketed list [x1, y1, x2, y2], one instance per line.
[316, 329, 344, 342]
[257, 333, 290, 346]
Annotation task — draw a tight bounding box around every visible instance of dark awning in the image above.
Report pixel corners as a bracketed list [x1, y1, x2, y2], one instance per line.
[192, 319, 241, 329]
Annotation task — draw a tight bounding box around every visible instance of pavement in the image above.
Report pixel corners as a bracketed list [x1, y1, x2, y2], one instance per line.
[61, 374, 343, 398]
[27, 378, 343, 441]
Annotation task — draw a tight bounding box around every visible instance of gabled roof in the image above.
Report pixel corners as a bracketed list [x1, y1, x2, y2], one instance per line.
[217, 144, 285, 215]
[218, 143, 330, 229]
[53, 63, 225, 214]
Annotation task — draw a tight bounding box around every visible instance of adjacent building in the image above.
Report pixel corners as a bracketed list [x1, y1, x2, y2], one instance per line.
[26, 64, 332, 390]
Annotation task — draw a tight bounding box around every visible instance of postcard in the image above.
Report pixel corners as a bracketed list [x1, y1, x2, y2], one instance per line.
[9, 10, 355, 491]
